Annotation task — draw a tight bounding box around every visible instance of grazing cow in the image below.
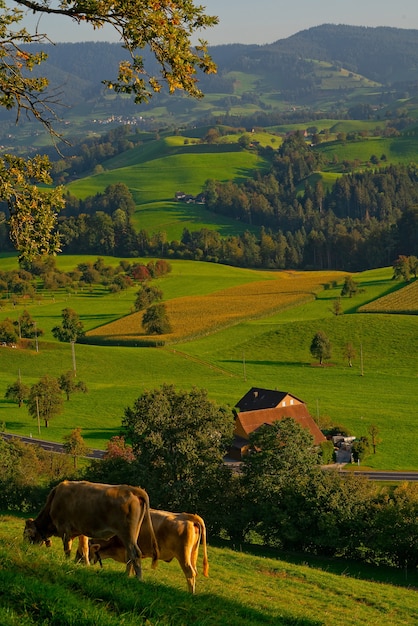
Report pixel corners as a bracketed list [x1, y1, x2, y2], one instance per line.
[85, 510, 209, 593]
[23, 480, 159, 579]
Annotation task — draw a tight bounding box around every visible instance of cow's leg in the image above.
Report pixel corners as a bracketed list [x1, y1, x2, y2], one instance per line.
[75, 535, 90, 566]
[178, 545, 197, 594]
[62, 534, 73, 559]
[126, 542, 142, 579]
[179, 560, 196, 594]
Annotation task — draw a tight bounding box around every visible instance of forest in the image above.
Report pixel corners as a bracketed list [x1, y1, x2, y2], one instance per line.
[2, 129, 416, 272]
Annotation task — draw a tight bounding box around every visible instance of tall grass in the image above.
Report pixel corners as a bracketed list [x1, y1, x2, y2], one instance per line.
[1, 515, 417, 626]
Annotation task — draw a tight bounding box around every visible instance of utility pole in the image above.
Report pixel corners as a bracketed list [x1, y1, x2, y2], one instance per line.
[71, 341, 76, 376]
[36, 396, 40, 435]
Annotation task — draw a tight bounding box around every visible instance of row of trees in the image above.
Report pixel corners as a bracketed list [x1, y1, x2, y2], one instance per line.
[2, 384, 413, 569]
[5, 371, 87, 427]
[2, 133, 417, 272]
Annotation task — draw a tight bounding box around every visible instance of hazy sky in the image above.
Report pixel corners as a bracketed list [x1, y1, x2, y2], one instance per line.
[18, 0, 418, 45]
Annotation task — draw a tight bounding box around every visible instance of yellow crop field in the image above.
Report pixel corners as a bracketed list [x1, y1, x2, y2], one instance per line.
[359, 280, 418, 314]
[87, 270, 344, 345]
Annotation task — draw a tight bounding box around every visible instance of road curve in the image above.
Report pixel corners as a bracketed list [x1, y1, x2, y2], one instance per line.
[3, 433, 418, 479]
[1, 432, 105, 459]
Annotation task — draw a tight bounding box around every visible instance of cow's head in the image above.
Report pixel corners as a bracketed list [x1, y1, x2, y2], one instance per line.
[23, 519, 52, 547]
[89, 543, 103, 566]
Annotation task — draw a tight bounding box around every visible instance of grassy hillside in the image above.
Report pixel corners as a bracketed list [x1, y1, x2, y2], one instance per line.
[1, 514, 417, 625]
[0, 256, 417, 471]
[60, 124, 418, 240]
[67, 138, 269, 239]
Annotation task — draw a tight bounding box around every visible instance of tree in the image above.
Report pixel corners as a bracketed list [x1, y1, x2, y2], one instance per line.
[134, 284, 163, 311]
[351, 436, 370, 463]
[63, 428, 90, 469]
[310, 330, 331, 365]
[331, 297, 343, 316]
[87, 436, 136, 485]
[1, 1, 217, 264]
[0, 155, 65, 267]
[341, 275, 358, 298]
[27, 375, 63, 427]
[240, 418, 319, 547]
[52, 308, 85, 342]
[58, 370, 88, 401]
[368, 423, 381, 454]
[343, 342, 356, 367]
[15, 310, 42, 339]
[121, 384, 233, 521]
[409, 255, 418, 278]
[2, 1, 217, 112]
[0, 319, 18, 344]
[5, 379, 29, 407]
[142, 303, 172, 334]
[392, 255, 411, 281]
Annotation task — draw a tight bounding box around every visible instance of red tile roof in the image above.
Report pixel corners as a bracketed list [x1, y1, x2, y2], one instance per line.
[235, 405, 326, 445]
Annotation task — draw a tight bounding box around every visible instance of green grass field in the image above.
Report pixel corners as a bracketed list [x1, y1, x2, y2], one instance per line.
[60, 124, 418, 241]
[66, 138, 269, 239]
[1, 514, 417, 625]
[0, 255, 417, 471]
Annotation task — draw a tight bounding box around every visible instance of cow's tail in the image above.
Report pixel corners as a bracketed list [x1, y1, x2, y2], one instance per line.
[142, 492, 159, 570]
[194, 514, 209, 578]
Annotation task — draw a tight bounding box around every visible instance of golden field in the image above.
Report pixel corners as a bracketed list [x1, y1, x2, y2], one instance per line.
[359, 279, 418, 314]
[86, 270, 345, 344]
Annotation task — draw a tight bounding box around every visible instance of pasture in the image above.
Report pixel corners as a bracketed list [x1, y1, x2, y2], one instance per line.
[66, 138, 269, 240]
[58, 124, 418, 243]
[0, 255, 417, 471]
[1, 514, 417, 625]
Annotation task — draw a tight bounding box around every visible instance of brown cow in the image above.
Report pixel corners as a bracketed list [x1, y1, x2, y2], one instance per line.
[84, 510, 209, 593]
[23, 480, 159, 579]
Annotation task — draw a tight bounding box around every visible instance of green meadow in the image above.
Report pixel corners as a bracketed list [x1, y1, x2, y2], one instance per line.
[0, 255, 417, 471]
[67, 138, 269, 239]
[61, 126, 418, 241]
[1, 514, 417, 626]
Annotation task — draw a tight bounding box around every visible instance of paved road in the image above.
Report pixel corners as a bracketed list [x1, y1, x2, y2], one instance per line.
[1, 432, 105, 459]
[3, 432, 418, 480]
[350, 470, 418, 482]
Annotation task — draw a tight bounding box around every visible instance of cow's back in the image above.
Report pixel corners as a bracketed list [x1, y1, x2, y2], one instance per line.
[50, 481, 147, 539]
[138, 511, 196, 562]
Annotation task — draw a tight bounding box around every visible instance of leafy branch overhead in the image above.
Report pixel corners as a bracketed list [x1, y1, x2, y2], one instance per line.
[3, 0, 218, 114]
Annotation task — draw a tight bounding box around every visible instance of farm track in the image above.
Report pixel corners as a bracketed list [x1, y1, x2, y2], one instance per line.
[163, 346, 238, 377]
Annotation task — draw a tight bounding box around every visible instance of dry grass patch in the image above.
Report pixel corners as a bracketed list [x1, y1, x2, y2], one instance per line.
[359, 280, 418, 314]
[87, 270, 344, 345]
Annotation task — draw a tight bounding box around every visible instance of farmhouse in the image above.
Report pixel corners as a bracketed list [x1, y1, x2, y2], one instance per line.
[174, 191, 206, 204]
[229, 387, 326, 460]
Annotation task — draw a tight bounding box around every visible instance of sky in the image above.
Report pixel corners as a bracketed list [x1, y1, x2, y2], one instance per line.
[17, 0, 418, 45]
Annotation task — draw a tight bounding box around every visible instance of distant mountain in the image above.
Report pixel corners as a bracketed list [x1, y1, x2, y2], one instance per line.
[3, 25, 418, 137]
[268, 24, 418, 84]
[24, 25, 418, 103]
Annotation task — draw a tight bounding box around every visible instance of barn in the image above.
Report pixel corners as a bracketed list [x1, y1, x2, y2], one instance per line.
[229, 387, 326, 460]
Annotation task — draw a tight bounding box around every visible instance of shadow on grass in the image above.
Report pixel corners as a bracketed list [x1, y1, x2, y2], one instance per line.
[212, 538, 418, 590]
[81, 429, 121, 443]
[68, 568, 321, 626]
[221, 359, 309, 368]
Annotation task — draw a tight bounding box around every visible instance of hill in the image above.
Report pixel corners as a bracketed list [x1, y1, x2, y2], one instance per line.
[1, 256, 418, 471]
[3, 24, 418, 150]
[1, 514, 417, 625]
